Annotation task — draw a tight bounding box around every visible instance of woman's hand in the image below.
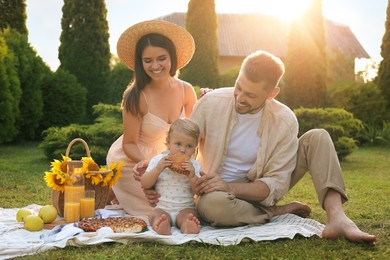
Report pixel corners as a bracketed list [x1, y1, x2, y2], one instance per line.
[133, 160, 149, 181]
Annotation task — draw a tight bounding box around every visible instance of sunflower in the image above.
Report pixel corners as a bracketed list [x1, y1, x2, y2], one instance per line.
[51, 155, 72, 173]
[82, 157, 100, 171]
[109, 161, 123, 187]
[44, 169, 68, 192]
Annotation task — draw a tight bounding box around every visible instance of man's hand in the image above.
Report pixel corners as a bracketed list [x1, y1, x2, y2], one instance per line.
[195, 171, 229, 194]
[143, 188, 160, 207]
[133, 160, 149, 181]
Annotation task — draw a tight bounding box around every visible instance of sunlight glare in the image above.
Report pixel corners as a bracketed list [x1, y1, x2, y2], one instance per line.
[216, 0, 313, 21]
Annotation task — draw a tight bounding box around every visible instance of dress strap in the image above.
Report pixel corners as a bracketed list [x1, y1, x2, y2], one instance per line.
[181, 80, 185, 110]
[141, 91, 149, 113]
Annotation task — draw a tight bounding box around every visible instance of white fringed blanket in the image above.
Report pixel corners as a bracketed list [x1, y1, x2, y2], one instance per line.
[0, 204, 324, 260]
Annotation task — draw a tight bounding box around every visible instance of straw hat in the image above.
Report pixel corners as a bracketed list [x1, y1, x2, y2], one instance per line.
[117, 20, 195, 71]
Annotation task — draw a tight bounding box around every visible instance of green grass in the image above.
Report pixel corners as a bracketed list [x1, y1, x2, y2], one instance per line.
[0, 142, 389, 259]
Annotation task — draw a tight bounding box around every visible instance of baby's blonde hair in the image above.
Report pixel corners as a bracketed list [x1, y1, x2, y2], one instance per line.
[167, 119, 200, 143]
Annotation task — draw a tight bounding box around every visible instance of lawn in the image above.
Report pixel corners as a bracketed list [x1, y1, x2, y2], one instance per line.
[0, 142, 389, 259]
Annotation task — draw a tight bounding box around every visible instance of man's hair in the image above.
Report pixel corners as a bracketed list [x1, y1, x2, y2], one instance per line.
[241, 50, 285, 91]
[168, 119, 200, 143]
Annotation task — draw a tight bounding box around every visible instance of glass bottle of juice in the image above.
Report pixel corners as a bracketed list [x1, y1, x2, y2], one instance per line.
[64, 160, 85, 223]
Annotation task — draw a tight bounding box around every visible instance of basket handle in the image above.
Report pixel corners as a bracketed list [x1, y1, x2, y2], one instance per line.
[65, 138, 91, 158]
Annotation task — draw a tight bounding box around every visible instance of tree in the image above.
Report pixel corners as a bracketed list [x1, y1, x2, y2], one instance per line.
[59, 0, 111, 119]
[0, 32, 21, 143]
[376, 0, 390, 117]
[181, 0, 219, 88]
[283, 0, 327, 109]
[0, 0, 27, 34]
[4, 29, 48, 140]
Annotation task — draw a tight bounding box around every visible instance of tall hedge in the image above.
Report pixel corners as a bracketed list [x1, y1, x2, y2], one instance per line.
[59, 0, 111, 118]
[4, 29, 48, 140]
[283, 0, 327, 109]
[0, 0, 27, 34]
[0, 32, 21, 143]
[181, 0, 219, 88]
[376, 0, 390, 117]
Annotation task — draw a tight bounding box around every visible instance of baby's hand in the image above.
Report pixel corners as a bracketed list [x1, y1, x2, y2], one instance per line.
[156, 155, 172, 172]
[182, 161, 195, 177]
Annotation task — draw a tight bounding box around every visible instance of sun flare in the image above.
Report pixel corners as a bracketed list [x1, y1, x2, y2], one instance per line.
[216, 0, 312, 21]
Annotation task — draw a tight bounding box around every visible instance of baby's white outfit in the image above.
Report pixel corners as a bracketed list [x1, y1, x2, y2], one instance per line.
[146, 151, 201, 225]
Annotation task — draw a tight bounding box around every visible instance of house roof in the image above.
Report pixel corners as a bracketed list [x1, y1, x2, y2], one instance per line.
[157, 12, 369, 59]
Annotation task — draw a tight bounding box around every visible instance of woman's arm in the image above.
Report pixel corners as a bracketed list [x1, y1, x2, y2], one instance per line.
[183, 82, 197, 118]
[121, 108, 145, 163]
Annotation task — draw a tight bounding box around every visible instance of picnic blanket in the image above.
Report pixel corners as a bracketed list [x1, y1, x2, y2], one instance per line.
[0, 204, 324, 260]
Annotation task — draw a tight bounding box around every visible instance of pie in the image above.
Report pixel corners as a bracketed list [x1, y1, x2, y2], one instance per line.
[169, 153, 190, 175]
[78, 217, 147, 233]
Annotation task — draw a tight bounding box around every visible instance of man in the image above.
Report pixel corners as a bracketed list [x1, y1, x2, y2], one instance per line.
[143, 50, 376, 243]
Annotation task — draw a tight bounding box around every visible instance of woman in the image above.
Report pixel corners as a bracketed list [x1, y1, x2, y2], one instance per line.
[106, 20, 197, 216]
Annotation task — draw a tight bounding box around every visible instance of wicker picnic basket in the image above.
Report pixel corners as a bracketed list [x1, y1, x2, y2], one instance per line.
[51, 138, 111, 217]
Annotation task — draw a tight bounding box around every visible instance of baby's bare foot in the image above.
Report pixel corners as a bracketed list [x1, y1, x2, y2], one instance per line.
[153, 214, 172, 235]
[180, 214, 201, 234]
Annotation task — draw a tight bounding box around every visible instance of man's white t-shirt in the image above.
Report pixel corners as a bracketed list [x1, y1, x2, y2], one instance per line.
[219, 109, 263, 182]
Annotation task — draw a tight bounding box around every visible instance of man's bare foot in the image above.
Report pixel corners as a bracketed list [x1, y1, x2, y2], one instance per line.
[270, 201, 311, 218]
[322, 213, 376, 244]
[153, 214, 172, 235]
[180, 214, 201, 234]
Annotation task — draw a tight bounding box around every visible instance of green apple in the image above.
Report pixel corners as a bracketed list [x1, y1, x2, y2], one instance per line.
[24, 215, 44, 231]
[16, 208, 32, 222]
[38, 205, 58, 224]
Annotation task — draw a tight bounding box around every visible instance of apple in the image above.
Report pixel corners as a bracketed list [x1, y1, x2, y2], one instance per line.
[16, 208, 32, 222]
[24, 215, 44, 231]
[38, 205, 58, 224]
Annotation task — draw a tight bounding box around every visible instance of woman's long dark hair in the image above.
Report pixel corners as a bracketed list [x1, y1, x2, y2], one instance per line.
[122, 33, 178, 117]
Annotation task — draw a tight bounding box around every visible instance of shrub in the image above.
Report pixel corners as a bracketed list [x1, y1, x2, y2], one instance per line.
[358, 121, 390, 146]
[217, 66, 240, 88]
[40, 103, 122, 165]
[328, 80, 388, 125]
[294, 107, 363, 160]
[105, 62, 132, 105]
[40, 69, 87, 132]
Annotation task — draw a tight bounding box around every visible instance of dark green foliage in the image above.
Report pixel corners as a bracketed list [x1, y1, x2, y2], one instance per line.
[376, 0, 390, 116]
[105, 62, 133, 105]
[39, 69, 87, 132]
[0, 32, 21, 143]
[294, 107, 363, 160]
[283, 0, 327, 109]
[180, 0, 219, 88]
[328, 81, 388, 125]
[358, 121, 390, 146]
[4, 29, 48, 140]
[0, 0, 27, 34]
[217, 66, 240, 88]
[59, 0, 111, 119]
[40, 104, 122, 165]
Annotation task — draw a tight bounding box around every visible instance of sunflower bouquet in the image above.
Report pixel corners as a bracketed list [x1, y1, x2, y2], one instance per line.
[44, 155, 124, 193]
